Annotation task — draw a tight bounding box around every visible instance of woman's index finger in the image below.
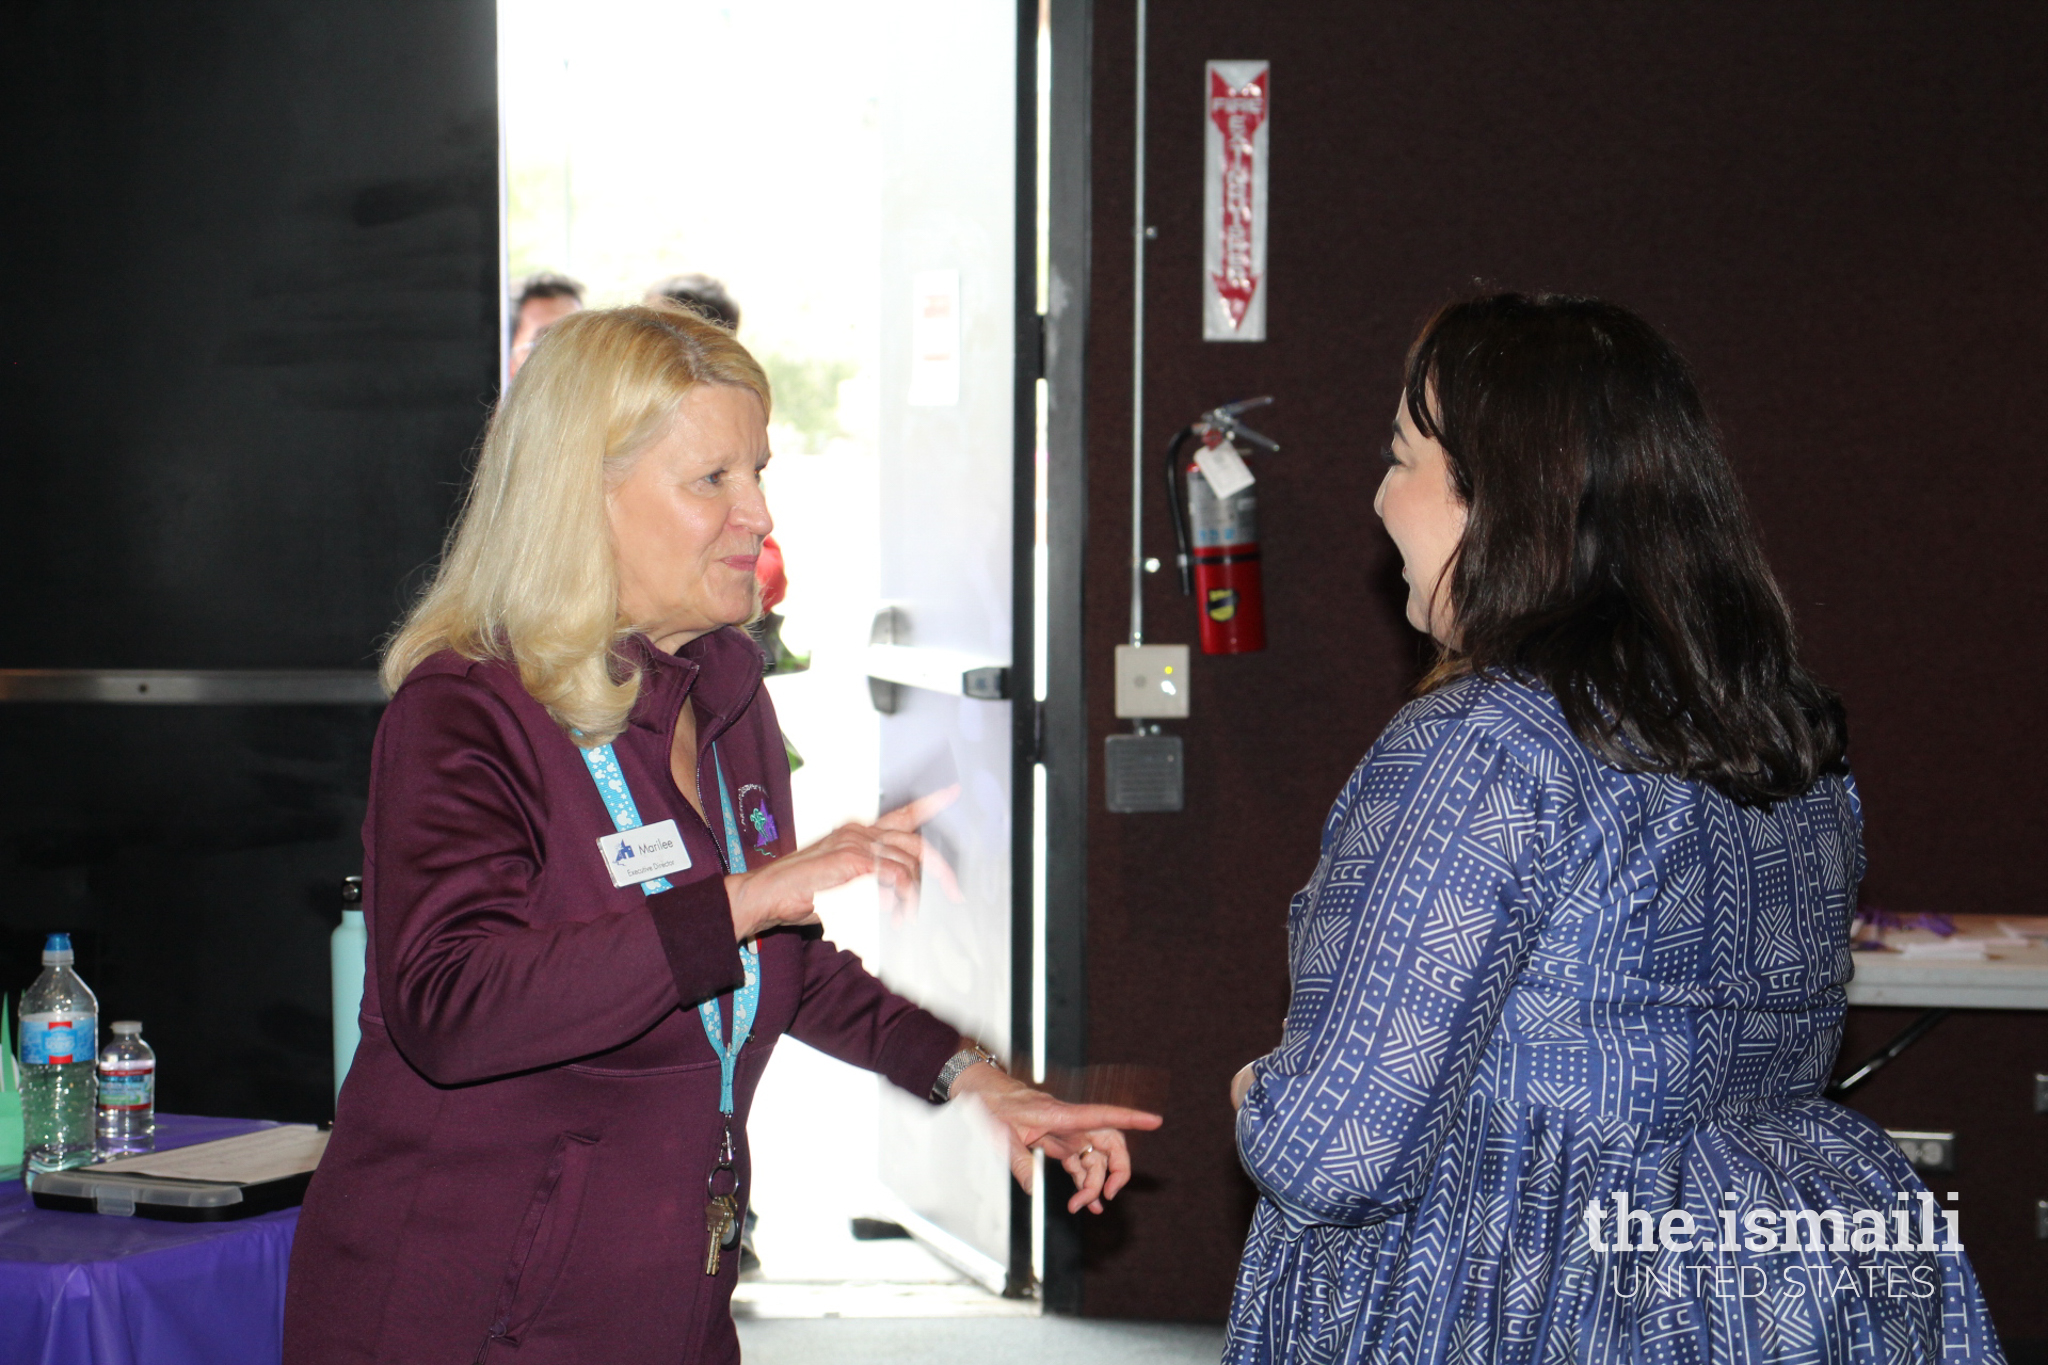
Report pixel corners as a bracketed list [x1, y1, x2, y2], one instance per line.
[876, 783, 962, 832]
[1049, 1103, 1164, 1132]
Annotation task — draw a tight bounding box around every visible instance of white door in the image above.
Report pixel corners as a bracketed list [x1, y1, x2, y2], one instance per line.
[869, 0, 1028, 1294]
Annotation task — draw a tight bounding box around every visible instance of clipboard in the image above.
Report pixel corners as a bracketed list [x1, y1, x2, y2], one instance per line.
[29, 1124, 329, 1221]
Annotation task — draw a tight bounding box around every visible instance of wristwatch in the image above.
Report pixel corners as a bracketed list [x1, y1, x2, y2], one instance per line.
[931, 1043, 1002, 1103]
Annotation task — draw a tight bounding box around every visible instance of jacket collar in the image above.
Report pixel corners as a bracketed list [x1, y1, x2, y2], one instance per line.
[623, 627, 764, 745]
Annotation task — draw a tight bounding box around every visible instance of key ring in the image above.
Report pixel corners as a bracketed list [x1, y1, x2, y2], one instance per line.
[707, 1118, 741, 1200]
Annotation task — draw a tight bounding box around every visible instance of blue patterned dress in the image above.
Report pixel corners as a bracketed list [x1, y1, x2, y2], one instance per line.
[1226, 674, 2003, 1365]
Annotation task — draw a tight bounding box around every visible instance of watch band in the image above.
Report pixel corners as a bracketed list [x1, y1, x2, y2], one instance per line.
[930, 1043, 1001, 1103]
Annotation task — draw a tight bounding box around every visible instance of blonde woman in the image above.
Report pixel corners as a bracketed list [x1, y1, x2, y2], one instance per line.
[283, 305, 1159, 1364]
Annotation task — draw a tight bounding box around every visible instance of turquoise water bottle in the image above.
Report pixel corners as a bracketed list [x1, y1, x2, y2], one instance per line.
[1, 995, 23, 1181]
[332, 876, 368, 1099]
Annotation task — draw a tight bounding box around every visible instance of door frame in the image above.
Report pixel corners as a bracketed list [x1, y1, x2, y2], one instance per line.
[1024, 0, 1093, 1315]
[1004, 0, 1040, 1303]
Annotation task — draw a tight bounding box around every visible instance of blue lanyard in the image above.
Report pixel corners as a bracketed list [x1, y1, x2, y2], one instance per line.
[580, 738, 759, 1116]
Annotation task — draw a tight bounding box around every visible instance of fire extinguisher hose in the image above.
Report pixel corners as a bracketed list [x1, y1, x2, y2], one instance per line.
[1164, 426, 1199, 596]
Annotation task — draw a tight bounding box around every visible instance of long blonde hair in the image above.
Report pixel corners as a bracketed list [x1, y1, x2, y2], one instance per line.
[382, 303, 771, 745]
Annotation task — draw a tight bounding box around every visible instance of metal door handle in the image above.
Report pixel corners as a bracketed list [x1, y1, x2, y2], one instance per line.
[865, 608, 1009, 712]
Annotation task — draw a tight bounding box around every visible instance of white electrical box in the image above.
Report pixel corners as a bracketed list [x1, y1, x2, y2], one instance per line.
[1114, 644, 1191, 719]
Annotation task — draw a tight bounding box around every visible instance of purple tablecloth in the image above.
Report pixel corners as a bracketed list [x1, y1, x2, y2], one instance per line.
[0, 1115, 300, 1365]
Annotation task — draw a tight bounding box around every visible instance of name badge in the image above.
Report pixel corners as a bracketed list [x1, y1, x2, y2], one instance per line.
[597, 819, 691, 888]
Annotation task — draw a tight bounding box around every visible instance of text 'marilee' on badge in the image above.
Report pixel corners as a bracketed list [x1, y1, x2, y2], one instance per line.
[597, 818, 691, 888]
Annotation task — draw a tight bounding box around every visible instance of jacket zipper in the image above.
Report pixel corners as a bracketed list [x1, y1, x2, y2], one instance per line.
[694, 762, 724, 874]
[675, 700, 729, 875]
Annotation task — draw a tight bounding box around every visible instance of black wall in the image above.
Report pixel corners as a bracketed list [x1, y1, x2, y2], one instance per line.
[1072, 0, 2048, 1349]
[0, 1, 498, 1121]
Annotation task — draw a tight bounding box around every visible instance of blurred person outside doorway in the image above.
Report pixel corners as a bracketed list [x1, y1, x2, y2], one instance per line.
[510, 271, 585, 376]
[649, 273, 742, 333]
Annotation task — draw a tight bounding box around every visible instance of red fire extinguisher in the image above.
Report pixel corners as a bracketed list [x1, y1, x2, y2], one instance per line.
[1166, 397, 1278, 655]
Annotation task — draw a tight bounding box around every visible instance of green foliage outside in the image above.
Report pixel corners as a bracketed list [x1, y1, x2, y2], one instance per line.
[759, 353, 854, 453]
[506, 166, 570, 286]
[504, 152, 857, 457]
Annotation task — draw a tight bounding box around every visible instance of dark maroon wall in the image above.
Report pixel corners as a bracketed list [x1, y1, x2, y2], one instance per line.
[1074, 0, 2048, 1338]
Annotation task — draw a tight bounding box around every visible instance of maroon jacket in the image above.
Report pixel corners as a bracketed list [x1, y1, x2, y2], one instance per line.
[284, 629, 961, 1364]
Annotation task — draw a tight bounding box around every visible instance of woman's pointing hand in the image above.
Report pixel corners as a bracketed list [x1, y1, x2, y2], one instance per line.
[723, 785, 961, 941]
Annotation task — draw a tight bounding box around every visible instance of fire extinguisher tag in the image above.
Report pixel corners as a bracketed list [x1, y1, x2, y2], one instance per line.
[1192, 439, 1256, 500]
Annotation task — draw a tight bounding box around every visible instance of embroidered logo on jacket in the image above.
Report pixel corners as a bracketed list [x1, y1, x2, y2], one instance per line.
[738, 784, 781, 856]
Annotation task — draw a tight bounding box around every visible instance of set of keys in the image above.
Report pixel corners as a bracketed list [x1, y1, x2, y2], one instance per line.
[704, 1123, 743, 1276]
[704, 1194, 741, 1275]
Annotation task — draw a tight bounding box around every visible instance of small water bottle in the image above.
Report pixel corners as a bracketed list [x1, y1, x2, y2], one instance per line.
[96, 1021, 156, 1154]
[19, 933, 98, 1173]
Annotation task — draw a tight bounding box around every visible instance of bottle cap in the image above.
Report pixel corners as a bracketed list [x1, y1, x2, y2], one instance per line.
[111, 1021, 142, 1036]
[342, 875, 363, 907]
[42, 932, 74, 965]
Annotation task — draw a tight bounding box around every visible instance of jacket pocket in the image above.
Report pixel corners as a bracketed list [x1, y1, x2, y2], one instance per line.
[476, 1131, 598, 1359]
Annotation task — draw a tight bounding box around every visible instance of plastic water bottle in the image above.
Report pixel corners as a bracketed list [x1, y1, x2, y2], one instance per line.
[96, 1021, 156, 1154]
[19, 933, 98, 1173]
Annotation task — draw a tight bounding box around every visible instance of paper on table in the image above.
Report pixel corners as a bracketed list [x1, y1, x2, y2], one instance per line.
[1898, 940, 1991, 960]
[88, 1124, 328, 1184]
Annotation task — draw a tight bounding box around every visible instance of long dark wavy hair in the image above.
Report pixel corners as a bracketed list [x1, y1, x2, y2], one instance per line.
[1405, 293, 1846, 807]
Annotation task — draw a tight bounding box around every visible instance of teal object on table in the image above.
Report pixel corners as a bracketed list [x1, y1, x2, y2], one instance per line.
[331, 879, 367, 1100]
[0, 994, 22, 1181]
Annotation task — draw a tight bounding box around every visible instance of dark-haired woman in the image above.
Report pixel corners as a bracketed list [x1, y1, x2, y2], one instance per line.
[1224, 295, 2002, 1364]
